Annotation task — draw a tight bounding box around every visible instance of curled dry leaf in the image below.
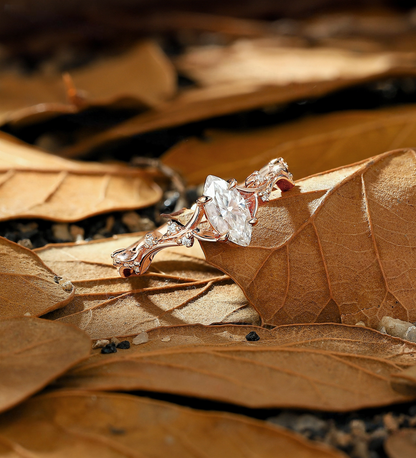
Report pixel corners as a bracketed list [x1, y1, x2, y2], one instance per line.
[0, 392, 345, 458]
[0, 318, 90, 413]
[175, 40, 416, 88]
[384, 429, 416, 458]
[58, 323, 416, 411]
[202, 149, 416, 328]
[0, 132, 161, 221]
[60, 42, 416, 158]
[1, 41, 176, 127]
[0, 236, 74, 319]
[37, 234, 259, 339]
[162, 104, 416, 185]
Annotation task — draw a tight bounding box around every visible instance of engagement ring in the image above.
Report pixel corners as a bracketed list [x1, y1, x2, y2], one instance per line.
[112, 158, 294, 277]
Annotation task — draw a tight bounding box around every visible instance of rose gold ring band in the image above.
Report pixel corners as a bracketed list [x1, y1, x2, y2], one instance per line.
[111, 158, 294, 277]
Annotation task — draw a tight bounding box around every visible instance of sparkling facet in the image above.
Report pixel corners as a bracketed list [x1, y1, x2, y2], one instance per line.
[203, 175, 252, 246]
[144, 233, 157, 248]
[180, 235, 193, 247]
[166, 220, 179, 235]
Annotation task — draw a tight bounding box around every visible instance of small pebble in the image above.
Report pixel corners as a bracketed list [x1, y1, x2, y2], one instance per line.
[17, 238, 33, 249]
[116, 340, 130, 349]
[92, 233, 106, 240]
[350, 419, 367, 437]
[379, 316, 416, 342]
[92, 339, 110, 349]
[122, 211, 144, 232]
[52, 223, 71, 241]
[35, 133, 63, 152]
[16, 222, 38, 233]
[161, 336, 171, 342]
[59, 279, 74, 292]
[355, 321, 366, 327]
[24, 312, 31, 316]
[109, 426, 126, 435]
[70, 224, 84, 242]
[368, 428, 387, 452]
[383, 412, 399, 432]
[101, 343, 117, 354]
[104, 216, 115, 233]
[246, 331, 260, 341]
[110, 337, 120, 345]
[122, 211, 155, 232]
[408, 405, 416, 416]
[133, 331, 149, 345]
[296, 414, 328, 437]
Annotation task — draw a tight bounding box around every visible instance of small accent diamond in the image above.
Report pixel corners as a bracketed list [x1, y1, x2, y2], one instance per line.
[144, 233, 157, 248]
[166, 220, 179, 235]
[179, 233, 193, 247]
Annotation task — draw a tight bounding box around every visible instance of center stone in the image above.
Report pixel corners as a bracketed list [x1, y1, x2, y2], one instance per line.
[203, 175, 252, 246]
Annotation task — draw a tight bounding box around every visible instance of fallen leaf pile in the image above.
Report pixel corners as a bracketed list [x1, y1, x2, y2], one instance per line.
[0, 392, 345, 458]
[1, 4, 416, 458]
[58, 323, 416, 411]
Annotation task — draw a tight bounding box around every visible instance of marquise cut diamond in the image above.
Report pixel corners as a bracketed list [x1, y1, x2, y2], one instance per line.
[203, 175, 252, 246]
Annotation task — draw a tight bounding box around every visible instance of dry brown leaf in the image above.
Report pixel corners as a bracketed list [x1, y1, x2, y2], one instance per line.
[298, 10, 416, 53]
[385, 429, 416, 458]
[0, 236, 74, 319]
[175, 40, 416, 88]
[59, 44, 416, 158]
[391, 364, 416, 386]
[0, 392, 346, 458]
[0, 132, 161, 221]
[162, 104, 416, 185]
[45, 275, 257, 340]
[58, 323, 416, 411]
[201, 149, 416, 328]
[1, 41, 176, 127]
[0, 318, 90, 413]
[35, 232, 207, 281]
[36, 234, 259, 338]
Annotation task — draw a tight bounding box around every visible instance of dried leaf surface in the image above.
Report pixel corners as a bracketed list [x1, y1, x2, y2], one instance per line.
[37, 234, 259, 339]
[391, 365, 416, 386]
[297, 10, 416, 53]
[175, 40, 416, 87]
[58, 323, 416, 411]
[46, 276, 256, 340]
[1, 41, 176, 127]
[0, 237, 74, 319]
[0, 318, 90, 413]
[60, 44, 416, 157]
[0, 392, 345, 458]
[385, 429, 416, 458]
[0, 133, 161, 221]
[35, 232, 207, 281]
[202, 149, 416, 327]
[162, 105, 416, 185]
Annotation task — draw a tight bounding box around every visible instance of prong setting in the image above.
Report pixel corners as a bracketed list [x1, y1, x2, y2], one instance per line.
[227, 178, 237, 189]
[197, 196, 212, 205]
